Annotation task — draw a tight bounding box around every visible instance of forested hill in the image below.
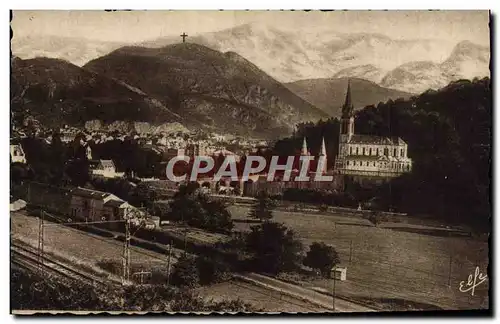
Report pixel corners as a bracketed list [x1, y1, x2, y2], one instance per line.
[274, 78, 491, 230]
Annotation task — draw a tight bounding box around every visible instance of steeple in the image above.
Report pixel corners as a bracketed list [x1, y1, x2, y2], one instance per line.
[342, 79, 354, 118]
[301, 137, 309, 155]
[339, 80, 355, 145]
[320, 137, 327, 156]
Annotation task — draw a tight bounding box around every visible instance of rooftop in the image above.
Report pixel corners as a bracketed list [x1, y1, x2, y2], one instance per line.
[348, 134, 406, 145]
[104, 199, 126, 208]
[72, 187, 109, 200]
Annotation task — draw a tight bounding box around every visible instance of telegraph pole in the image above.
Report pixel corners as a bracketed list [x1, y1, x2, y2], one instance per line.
[37, 210, 44, 273]
[349, 239, 353, 263]
[166, 240, 173, 286]
[133, 270, 152, 284]
[183, 229, 188, 253]
[448, 254, 453, 287]
[35, 209, 128, 281]
[122, 214, 131, 285]
[332, 268, 337, 311]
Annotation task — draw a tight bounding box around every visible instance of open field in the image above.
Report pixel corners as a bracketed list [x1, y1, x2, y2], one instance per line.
[196, 278, 327, 313]
[11, 211, 177, 282]
[228, 205, 489, 310]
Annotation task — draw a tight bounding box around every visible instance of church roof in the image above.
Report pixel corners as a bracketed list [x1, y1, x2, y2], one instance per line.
[345, 155, 385, 161]
[345, 155, 406, 162]
[348, 134, 406, 145]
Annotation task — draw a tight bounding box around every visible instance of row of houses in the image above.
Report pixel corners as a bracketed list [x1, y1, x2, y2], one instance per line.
[24, 182, 157, 229]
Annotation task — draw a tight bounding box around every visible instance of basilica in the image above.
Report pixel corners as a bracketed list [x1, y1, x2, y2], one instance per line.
[334, 81, 412, 178]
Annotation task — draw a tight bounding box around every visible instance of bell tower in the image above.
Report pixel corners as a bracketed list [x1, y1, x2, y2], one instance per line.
[340, 80, 355, 142]
[336, 80, 355, 172]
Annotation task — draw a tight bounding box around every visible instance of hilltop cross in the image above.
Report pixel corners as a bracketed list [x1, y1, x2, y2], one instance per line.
[180, 32, 188, 43]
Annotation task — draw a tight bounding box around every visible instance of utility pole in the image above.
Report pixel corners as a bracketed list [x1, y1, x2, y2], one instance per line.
[166, 240, 173, 286]
[122, 214, 131, 285]
[183, 229, 188, 253]
[332, 268, 337, 312]
[37, 210, 44, 273]
[133, 270, 151, 284]
[448, 254, 453, 287]
[349, 239, 353, 263]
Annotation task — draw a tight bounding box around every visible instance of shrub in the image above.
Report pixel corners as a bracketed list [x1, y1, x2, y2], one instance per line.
[303, 242, 340, 277]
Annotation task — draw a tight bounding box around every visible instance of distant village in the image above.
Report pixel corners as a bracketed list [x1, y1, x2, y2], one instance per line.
[10, 84, 414, 231]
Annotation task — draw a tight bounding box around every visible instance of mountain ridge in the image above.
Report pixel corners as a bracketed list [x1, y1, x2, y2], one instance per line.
[285, 77, 412, 117]
[12, 25, 489, 94]
[83, 43, 328, 138]
[10, 56, 181, 129]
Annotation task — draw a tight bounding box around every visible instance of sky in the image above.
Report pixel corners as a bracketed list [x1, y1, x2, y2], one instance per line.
[11, 10, 490, 46]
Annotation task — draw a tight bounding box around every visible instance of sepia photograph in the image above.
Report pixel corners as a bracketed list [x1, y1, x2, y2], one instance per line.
[9, 9, 491, 315]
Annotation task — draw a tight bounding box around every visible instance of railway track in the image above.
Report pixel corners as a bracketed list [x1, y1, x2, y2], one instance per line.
[229, 279, 326, 312]
[11, 242, 112, 287]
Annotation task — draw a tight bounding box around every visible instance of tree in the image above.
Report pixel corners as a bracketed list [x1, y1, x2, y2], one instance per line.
[366, 210, 388, 227]
[196, 253, 231, 285]
[198, 195, 233, 234]
[249, 190, 276, 222]
[11, 267, 258, 312]
[169, 254, 199, 288]
[49, 129, 66, 185]
[303, 242, 340, 277]
[65, 157, 90, 187]
[168, 189, 233, 234]
[131, 182, 158, 208]
[245, 222, 303, 274]
[10, 163, 30, 186]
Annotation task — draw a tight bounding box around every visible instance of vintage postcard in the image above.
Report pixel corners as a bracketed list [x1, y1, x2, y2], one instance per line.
[10, 10, 491, 314]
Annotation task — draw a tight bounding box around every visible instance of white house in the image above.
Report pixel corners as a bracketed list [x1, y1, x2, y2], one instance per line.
[89, 159, 124, 178]
[90, 160, 124, 178]
[10, 144, 26, 164]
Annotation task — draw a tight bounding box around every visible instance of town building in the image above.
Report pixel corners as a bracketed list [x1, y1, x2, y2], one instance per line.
[334, 81, 412, 178]
[10, 143, 26, 164]
[89, 159, 124, 178]
[69, 187, 146, 225]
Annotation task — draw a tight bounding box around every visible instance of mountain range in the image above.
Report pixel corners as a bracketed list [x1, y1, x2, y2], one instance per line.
[285, 78, 412, 116]
[83, 43, 329, 138]
[10, 56, 180, 127]
[12, 23, 489, 94]
[11, 34, 123, 67]
[11, 44, 330, 139]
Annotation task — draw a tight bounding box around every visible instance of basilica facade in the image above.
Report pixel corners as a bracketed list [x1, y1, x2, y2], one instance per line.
[334, 81, 412, 178]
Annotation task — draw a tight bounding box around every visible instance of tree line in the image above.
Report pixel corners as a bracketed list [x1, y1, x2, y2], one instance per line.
[272, 78, 491, 231]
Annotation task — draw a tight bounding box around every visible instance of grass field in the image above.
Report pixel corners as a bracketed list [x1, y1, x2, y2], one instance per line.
[11, 211, 176, 283]
[195, 279, 326, 312]
[228, 205, 489, 311]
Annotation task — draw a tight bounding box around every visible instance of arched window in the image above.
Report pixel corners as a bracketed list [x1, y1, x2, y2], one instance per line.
[384, 148, 389, 156]
[394, 148, 397, 156]
[356, 147, 359, 155]
[362, 147, 366, 155]
[350, 147, 353, 155]
[369, 148, 372, 155]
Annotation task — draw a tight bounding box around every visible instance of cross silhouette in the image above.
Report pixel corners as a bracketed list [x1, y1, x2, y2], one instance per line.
[133, 270, 152, 284]
[180, 32, 188, 43]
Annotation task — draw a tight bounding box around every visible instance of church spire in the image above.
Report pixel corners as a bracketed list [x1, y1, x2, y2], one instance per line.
[301, 137, 309, 155]
[320, 137, 327, 156]
[342, 79, 354, 118]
